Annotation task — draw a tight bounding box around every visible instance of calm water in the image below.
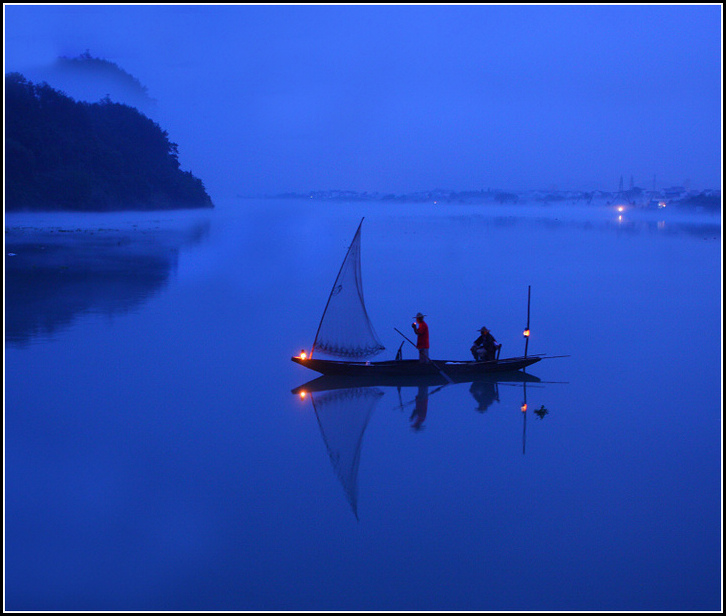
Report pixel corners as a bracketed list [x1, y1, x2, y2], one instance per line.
[4, 199, 722, 611]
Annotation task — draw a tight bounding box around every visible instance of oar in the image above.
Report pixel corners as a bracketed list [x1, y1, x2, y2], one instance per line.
[394, 327, 454, 384]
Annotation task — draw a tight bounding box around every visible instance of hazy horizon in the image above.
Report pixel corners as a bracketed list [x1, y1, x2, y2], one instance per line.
[3, 5, 722, 200]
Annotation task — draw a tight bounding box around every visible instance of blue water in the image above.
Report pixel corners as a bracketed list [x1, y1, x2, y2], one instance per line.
[4, 199, 721, 610]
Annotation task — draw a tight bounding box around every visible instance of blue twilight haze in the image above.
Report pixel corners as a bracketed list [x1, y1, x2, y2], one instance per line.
[3, 3, 722, 613]
[3, 4, 722, 198]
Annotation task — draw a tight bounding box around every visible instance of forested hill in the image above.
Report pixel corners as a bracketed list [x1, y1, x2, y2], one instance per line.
[5, 73, 213, 211]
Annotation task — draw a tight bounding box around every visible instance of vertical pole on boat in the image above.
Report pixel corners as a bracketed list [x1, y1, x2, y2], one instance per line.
[523, 285, 531, 358]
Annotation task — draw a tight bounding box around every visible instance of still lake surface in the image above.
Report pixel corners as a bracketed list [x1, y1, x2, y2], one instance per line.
[4, 198, 722, 611]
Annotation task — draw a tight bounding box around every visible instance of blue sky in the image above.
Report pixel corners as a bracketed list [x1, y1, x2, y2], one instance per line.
[3, 4, 722, 198]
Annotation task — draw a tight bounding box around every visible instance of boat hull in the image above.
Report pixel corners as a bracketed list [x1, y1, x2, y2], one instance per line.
[291, 355, 541, 377]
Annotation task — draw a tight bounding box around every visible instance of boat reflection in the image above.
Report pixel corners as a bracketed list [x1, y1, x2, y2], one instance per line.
[5, 219, 210, 345]
[292, 369, 540, 395]
[293, 371, 545, 517]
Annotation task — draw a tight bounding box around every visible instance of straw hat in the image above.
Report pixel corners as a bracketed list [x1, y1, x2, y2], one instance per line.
[478, 326, 489, 332]
[413, 312, 426, 319]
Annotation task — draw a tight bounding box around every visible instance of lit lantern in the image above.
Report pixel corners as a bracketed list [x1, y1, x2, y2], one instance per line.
[523, 329, 530, 338]
[521, 403, 528, 413]
[300, 350, 307, 360]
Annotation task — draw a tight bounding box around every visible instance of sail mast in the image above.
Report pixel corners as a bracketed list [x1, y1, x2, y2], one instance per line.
[310, 218, 365, 359]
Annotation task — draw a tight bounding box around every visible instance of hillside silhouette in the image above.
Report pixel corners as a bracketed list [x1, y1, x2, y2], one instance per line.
[5, 73, 213, 211]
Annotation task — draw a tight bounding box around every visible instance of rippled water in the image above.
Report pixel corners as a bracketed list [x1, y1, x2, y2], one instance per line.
[4, 199, 721, 610]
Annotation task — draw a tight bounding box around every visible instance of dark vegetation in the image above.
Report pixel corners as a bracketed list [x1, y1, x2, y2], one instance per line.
[5, 73, 213, 211]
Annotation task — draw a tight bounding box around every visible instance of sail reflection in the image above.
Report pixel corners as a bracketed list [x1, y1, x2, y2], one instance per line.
[307, 386, 384, 519]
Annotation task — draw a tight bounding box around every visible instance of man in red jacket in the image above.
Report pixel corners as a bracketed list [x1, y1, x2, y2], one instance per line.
[412, 312, 429, 362]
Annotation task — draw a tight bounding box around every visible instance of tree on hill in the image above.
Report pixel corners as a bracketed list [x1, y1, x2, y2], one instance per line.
[4, 73, 213, 211]
[56, 50, 154, 100]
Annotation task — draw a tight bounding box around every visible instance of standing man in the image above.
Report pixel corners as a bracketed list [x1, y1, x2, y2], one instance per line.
[412, 312, 429, 363]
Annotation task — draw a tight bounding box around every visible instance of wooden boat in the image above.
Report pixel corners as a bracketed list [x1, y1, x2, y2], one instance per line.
[292, 354, 541, 378]
[292, 218, 549, 380]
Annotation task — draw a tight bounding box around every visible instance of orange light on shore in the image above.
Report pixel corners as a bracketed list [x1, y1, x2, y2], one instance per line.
[523, 329, 530, 337]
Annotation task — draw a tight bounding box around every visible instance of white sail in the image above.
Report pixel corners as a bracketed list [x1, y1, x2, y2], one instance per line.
[311, 219, 385, 359]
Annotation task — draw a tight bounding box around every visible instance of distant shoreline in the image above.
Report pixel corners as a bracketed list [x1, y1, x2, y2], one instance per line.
[262, 188, 721, 212]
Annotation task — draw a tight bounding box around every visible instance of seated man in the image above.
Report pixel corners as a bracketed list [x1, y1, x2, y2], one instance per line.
[471, 326, 501, 361]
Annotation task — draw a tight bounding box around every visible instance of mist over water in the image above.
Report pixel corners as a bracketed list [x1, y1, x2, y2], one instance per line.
[4, 199, 721, 610]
